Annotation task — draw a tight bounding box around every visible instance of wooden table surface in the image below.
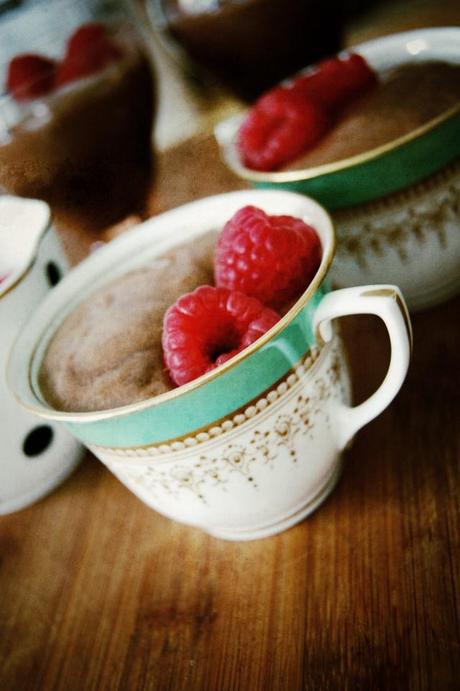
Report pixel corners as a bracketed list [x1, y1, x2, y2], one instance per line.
[1, 127, 460, 690]
[2, 1, 460, 684]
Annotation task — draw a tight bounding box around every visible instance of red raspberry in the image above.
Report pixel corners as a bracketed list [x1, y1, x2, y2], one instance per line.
[162, 285, 280, 386]
[67, 23, 110, 56]
[56, 23, 122, 87]
[292, 53, 377, 111]
[238, 87, 329, 171]
[6, 54, 56, 101]
[237, 52, 376, 171]
[215, 206, 321, 309]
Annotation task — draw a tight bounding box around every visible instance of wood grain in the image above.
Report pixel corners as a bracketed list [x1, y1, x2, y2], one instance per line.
[1, 129, 459, 691]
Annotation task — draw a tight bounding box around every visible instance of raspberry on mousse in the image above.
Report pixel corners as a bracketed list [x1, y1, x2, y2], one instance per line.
[162, 285, 280, 387]
[215, 205, 321, 309]
[56, 23, 122, 87]
[237, 52, 377, 171]
[238, 87, 330, 172]
[6, 55, 56, 101]
[6, 23, 123, 101]
[163, 205, 322, 388]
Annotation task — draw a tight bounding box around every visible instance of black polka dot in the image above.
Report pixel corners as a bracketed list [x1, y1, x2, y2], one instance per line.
[23, 426, 54, 457]
[46, 262, 62, 287]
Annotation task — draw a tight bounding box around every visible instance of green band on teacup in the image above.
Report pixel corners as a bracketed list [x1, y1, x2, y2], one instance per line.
[90, 346, 322, 455]
[66, 283, 329, 448]
[253, 111, 460, 209]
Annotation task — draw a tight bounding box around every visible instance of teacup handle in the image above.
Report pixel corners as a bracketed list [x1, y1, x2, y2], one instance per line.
[314, 285, 412, 450]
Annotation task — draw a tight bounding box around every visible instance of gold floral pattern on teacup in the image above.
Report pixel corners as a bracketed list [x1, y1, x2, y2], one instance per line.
[101, 343, 349, 503]
[335, 160, 460, 267]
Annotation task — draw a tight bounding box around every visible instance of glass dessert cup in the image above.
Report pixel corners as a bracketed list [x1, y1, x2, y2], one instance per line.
[215, 28, 460, 310]
[9, 190, 411, 540]
[147, 0, 343, 101]
[0, 21, 155, 231]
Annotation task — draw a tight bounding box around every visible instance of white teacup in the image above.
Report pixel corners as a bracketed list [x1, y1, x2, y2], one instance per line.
[9, 191, 411, 537]
[0, 196, 83, 514]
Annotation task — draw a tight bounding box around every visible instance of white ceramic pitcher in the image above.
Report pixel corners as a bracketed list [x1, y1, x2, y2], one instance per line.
[0, 196, 83, 514]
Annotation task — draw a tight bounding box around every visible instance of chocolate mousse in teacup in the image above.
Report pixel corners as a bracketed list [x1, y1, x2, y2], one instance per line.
[9, 190, 411, 540]
[0, 196, 83, 514]
[215, 28, 460, 310]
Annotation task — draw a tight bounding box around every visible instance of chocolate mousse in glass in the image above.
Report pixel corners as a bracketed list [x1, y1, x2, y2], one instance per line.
[0, 11, 155, 232]
[151, 0, 343, 100]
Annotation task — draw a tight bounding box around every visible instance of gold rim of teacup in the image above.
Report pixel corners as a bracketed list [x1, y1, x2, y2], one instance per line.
[222, 103, 460, 183]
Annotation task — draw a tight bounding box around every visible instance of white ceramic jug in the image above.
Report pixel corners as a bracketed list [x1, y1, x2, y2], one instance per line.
[0, 196, 83, 514]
